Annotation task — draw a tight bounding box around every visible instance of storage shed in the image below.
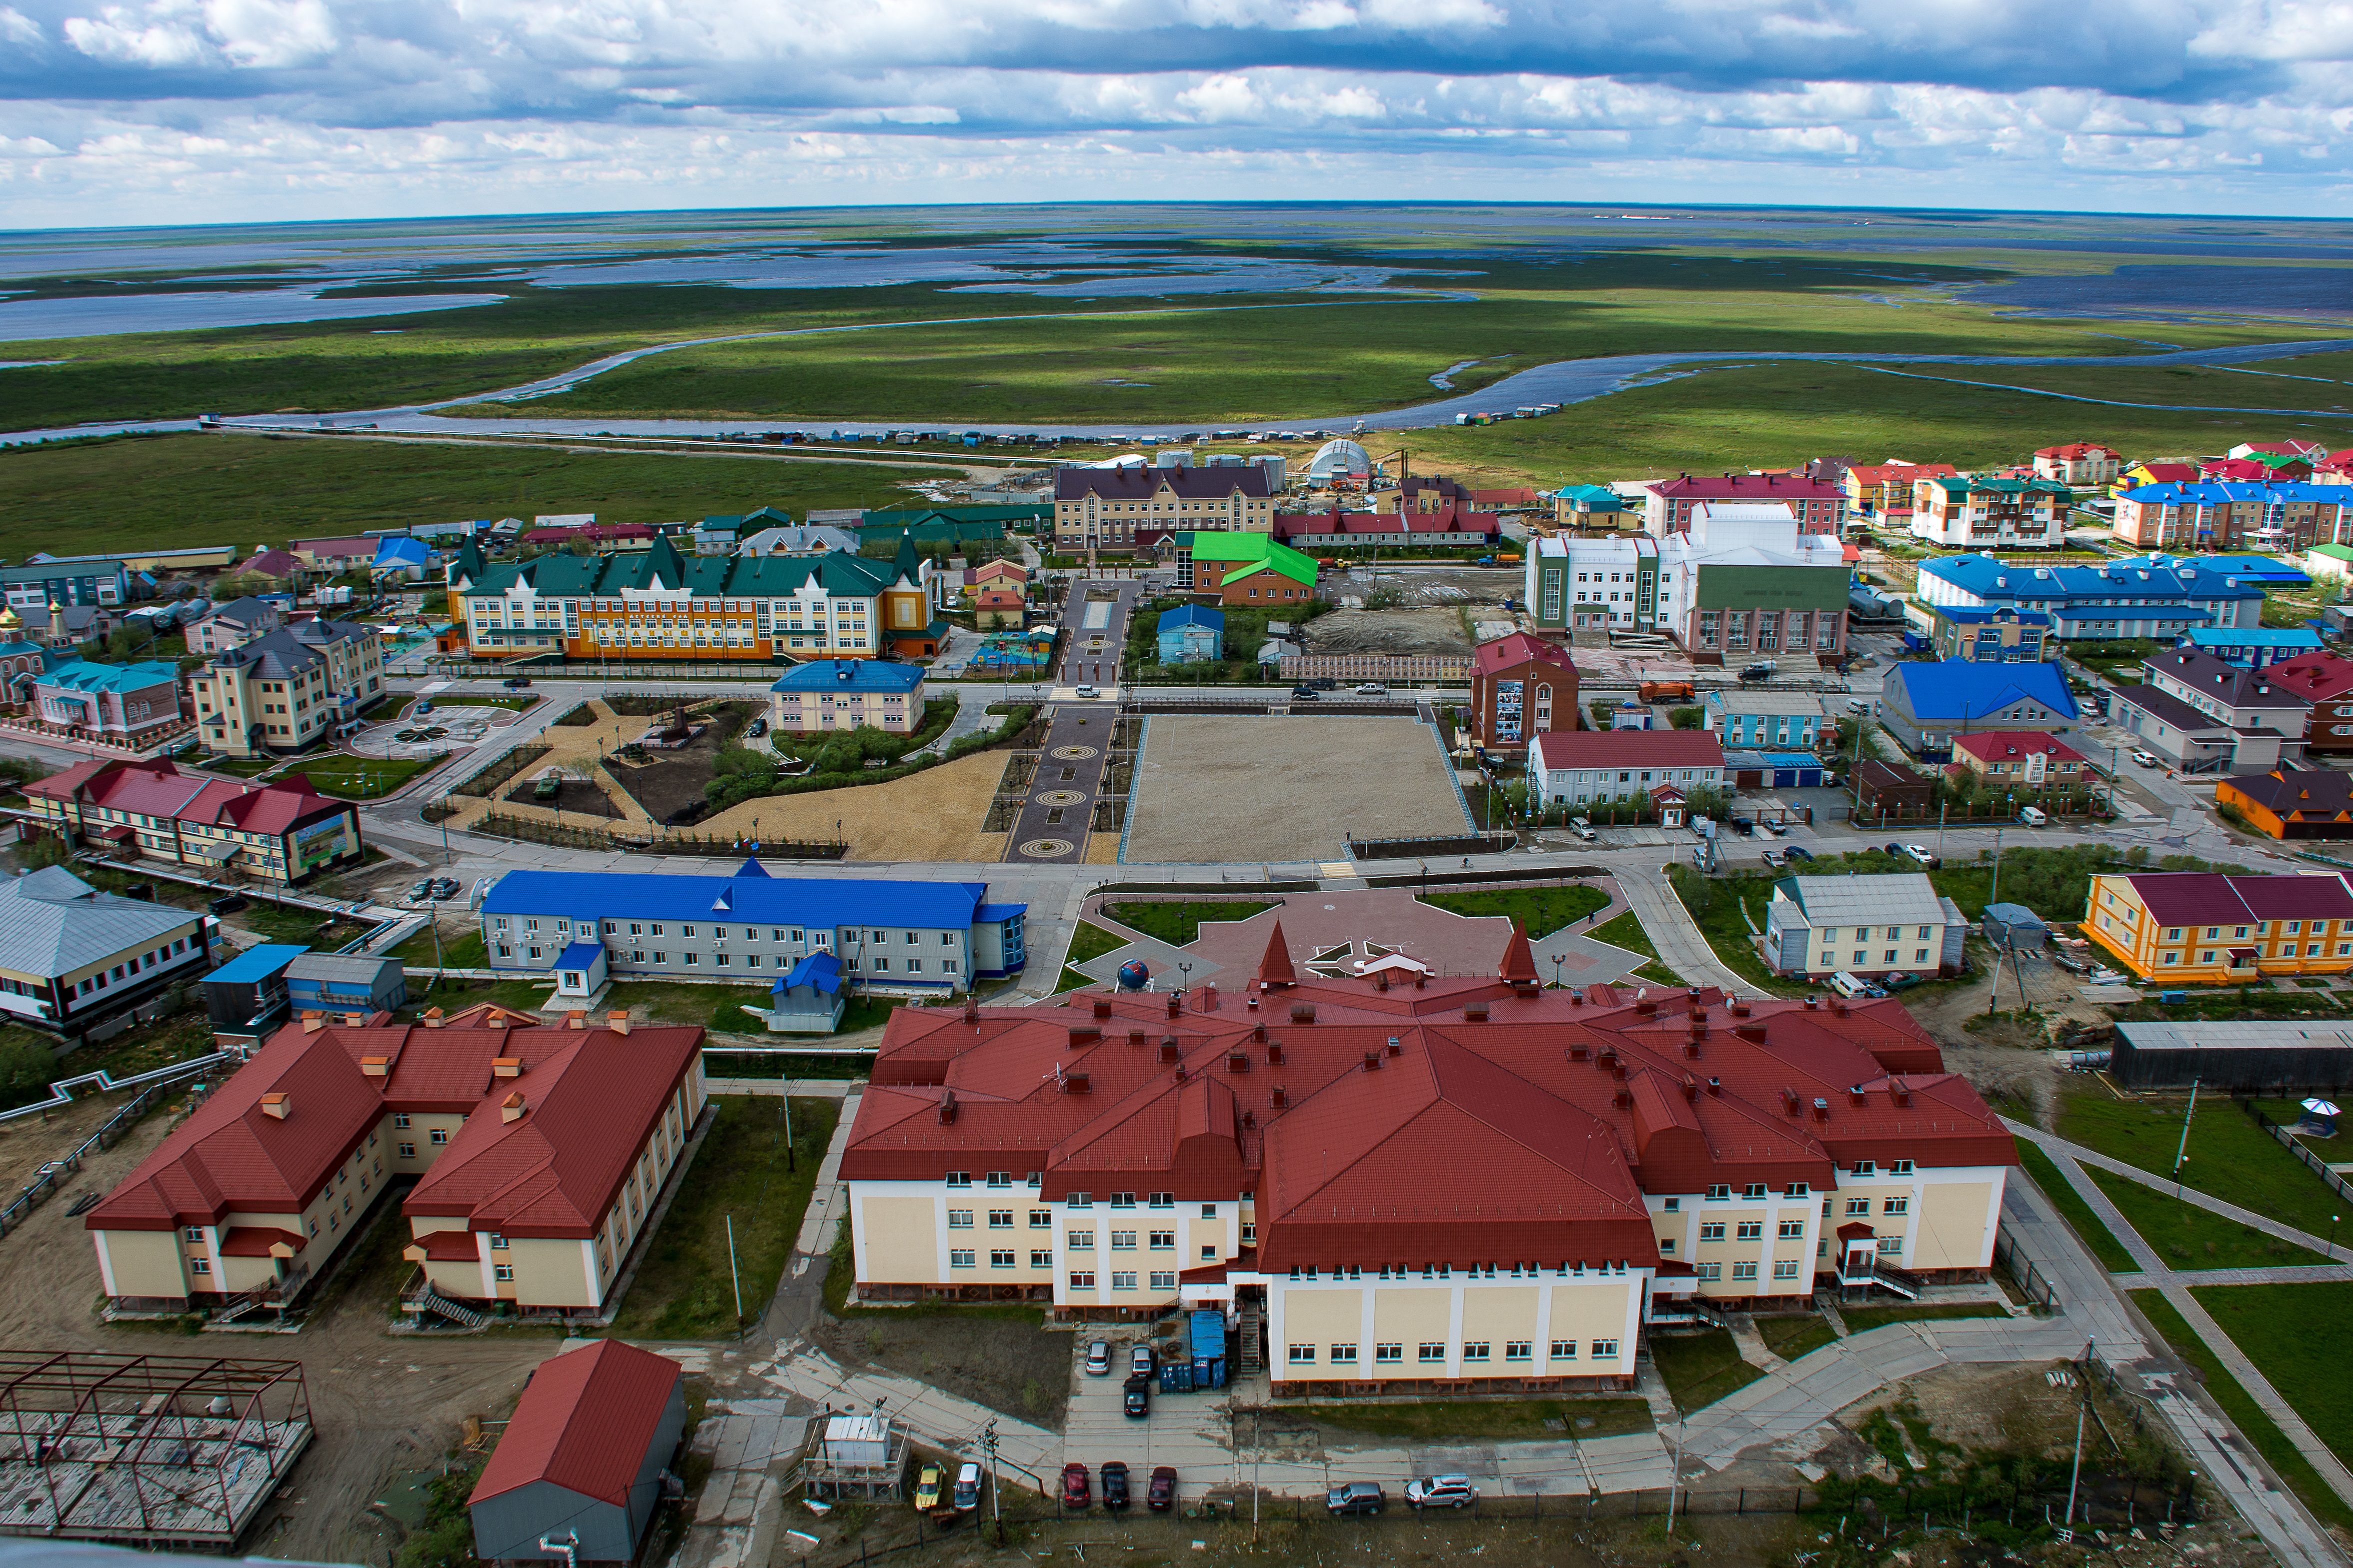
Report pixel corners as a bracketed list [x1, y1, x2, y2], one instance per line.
[202, 943, 304, 1047]
[284, 951, 408, 1014]
[2111, 1020, 2353, 1092]
[468, 1339, 688, 1565]
[1982, 903, 2048, 948]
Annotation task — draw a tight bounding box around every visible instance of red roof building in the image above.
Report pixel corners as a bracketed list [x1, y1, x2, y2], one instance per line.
[1272, 506, 1500, 548]
[22, 756, 362, 883]
[1644, 473, 1846, 537]
[468, 1339, 689, 1563]
[2268, 651, 2353, 754]
[1948, 730, 2091, 785]
[840, 939, 2014, 1388]
[1466, 633, 1578, 753]
[2032, 444, 2126, 485]
[86, 1006, 708, 1320]
[1846, 463, 1958, 512]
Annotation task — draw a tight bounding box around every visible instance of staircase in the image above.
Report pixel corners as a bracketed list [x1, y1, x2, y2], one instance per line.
[1236, 1299, 1265, 1373]
[1871, 1262, 1928, 1300]
[212, 1289, 265, 1326]
[416, 1283, 490, 1329]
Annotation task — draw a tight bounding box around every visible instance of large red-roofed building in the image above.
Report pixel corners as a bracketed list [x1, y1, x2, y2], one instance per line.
[22, 756, 363, 882]
[840, 929, 2014, 1394]
[86, 1004, 708, 1322]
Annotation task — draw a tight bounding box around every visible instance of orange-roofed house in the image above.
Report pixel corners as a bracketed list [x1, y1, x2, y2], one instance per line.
[85, 1006, 708, 1323]
[468, 1338, 688, 1564]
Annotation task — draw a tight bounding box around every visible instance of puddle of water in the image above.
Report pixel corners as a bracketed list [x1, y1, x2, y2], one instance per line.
[0, 289, 505, 343]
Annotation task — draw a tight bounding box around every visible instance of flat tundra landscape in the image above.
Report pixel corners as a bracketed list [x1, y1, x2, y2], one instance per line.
[1121, 715, 1471, 863]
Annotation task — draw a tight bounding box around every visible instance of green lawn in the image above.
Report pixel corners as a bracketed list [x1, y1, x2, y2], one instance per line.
[1064, 922, 1130, 966]
[1588, 910, 1684, 987]
[1756, 1315, 1839, 1362]
[0, 429, 943, 559]
[2058, 1083, 2347, 1239]
[1054, 966, 1096, 994]
[1838, 1301, 2012, 1334]
[1314, 1397, 1652, 1442]
[1099, 900, 1278, 947]
[236, 901, 370, 949]
[608, 1095, 840, 1339]
[2135, 1288, 2353, 1532]
[388, 924, 490, 971]
[603, 981, 774, 1034]
[2014, 1141, 2140, 1272]
[1666, 868, 1802, 996]
[1421, 885, 1610, 939]
[404, 975, 554, 1014]
[2188, 1283, 2353, 1477]
[279, 751, 447, 800]
[1649, 1329, 1766, 1412]
[2084, 1165, 2330, 1271]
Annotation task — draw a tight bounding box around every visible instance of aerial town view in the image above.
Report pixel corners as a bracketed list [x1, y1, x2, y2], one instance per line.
[6, 10, 2353, 1568]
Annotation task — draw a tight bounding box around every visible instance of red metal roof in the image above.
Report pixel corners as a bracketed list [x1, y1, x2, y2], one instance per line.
[1951, 731, 2088, 767]
[2266, 651, 2353, 705]
[218, 1225, 306, 1256]
[469, 1339, 682, 1508]
[2116, 869, 2353, 927]
[408, 1229, 479, 1261]
[25, 758, 336, 837]
[1651, 474, 1844, 502]
[2035, 445, 2121, 460]
[1474, 633, 1576, 677]
[1528, 729, 1726, 771]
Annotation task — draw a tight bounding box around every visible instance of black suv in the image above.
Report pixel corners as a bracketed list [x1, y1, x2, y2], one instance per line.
[1327, 1482, 1385, 1516]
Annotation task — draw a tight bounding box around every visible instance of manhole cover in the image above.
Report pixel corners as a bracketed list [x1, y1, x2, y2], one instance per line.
[1051, 745, 1100, 760]
[1018, 838, 1076, 857]
[1037, 790, 1086, 806]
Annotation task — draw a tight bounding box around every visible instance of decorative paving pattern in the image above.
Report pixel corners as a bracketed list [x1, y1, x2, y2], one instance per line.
[1036, 790, 1086, 807]
[1050, 745, 1100, 760]
[1018, 838, 1076, 857]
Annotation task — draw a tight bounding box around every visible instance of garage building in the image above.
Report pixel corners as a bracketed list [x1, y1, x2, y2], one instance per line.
[468, 1339, 688, 1564]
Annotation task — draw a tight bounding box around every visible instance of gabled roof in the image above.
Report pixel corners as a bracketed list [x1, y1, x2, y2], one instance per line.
[1883, 660, 2078, 723]
[204, 619, 375, 680]
[1474, 633, 1576, 676]
[1528, 729, 1726, 771]
[1951, 730, 2088, 766]
[2223, 769, 2353, 820]
[196, 596, 279, 629]
[26, 757, 338, 837]
[1650, 473, 1844, 501]
[1188, 532, 1318, 586]
[0, 867, 199, 981]
[1774, 872, 1960, 928]
[1158, 605, 1224, 632]
[468, 1339, 682, 1508]
[1056, 468, 1270, 501]
[2114, 870, 2353, 926]
[480, 868, 1002, 930]
[2146, 649, 2310, 710]
[769, 660, 926, 695]
[1916, 553, 2266, 605]
[2264, 651, 2353, 704]
[462, 542, 898, 603]
[36, 659, 178, 694]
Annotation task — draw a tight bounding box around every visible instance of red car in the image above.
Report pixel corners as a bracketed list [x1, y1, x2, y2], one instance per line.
[1061, 1462, 1092, 1510]
[1148, 1467, 1178, 1511]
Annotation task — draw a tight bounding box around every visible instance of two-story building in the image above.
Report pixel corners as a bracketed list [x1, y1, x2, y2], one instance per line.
[1525, 729, 1726, 814]
[0, 559, 130, 611]
[1844, 462, 1957, 515]
[1948, 731, 2092, 791]
[184, 597, 284, 655]
[2266, 651, 2353, 755]
[29, 660, 184, 744]
[1178, 533, 1318, 606]
[1702, 689, 1825, 752]
[192, 620, 386, 758]
[2109, 649, 2310, 774]
[1878, 661, 2079, 757]
[1760, 873, 1971, 981]
[1054, 467, 1275, 555]
[1912, 553, 2266, 643]
[1156, 605, 1225, 664]
[1926, 605, 2052, 663]
[479, 864, 1027, 996]
[22, 757, 365, 883]
[2034, 444, 2126, 486]
[2084, 870, 2353, 983]
[769, 659, 928, 735]
[0, 868, 211, 1038]
[840, 930, 2014, 1371]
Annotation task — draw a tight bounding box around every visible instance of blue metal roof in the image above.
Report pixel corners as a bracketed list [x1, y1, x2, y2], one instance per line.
[769, 659, 926, 695]
[976, 903, 1028, 924]
[38, 659, 181, 694]
[1763, 752, 1823, 766]
[1917, 552, 2268, 605]
[556, 941, 603, 969]
[776, 950, 844, 994]
[1158, 605, 1224, 631]
[483, 869, 1002, 929]
[207, 943, 306, 984]
[2180, 627, 2324, 650]
[1932, 605, 2052, 626]
[2190, 555, 2314, 585]
[1884, 659, 2080, 723]
[373, 537, 431, 567]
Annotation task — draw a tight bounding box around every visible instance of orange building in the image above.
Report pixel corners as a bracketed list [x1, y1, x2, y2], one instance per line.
[2084, 869, 2353, 983]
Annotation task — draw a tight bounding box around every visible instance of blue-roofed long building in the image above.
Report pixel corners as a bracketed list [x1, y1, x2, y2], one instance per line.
[769, 659, 928, 734]
[2176, 626, 2326, 668]
[1880, 660, 2080, 758]
[1914, 552, 2266, 643]
[478, 861, 1026, 996]
[2114, 482, 2351, 552]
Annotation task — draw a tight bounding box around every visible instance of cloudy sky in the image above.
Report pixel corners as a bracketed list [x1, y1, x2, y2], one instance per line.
[1, 0, 2350, 227]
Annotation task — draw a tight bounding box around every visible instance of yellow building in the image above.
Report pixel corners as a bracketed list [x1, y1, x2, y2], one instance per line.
[86, 1003, 706, 1323]
[192, 618, 386, 758]
[2084, 870, 2353, 984]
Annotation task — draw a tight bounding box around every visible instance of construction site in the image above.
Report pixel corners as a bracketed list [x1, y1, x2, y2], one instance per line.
[0, 1351, 312, 1550]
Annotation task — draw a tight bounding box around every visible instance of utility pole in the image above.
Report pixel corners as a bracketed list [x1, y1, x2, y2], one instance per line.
[1988, 826, 2006, 910]
[726, 1214, 744, 1322]
[980, 1420, 1002, 1523]
[1666, 1414, 1686, 1530]
[2174, 1079, 2200, 1197]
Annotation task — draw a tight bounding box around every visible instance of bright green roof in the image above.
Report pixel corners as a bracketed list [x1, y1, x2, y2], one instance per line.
[464, 534, 906, 600]
[2312, 544, 2353, 563]
[1187, 531, 1318, 587]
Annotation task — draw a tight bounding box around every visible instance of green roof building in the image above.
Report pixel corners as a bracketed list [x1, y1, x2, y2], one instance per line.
[1180, 532, 1320, 605]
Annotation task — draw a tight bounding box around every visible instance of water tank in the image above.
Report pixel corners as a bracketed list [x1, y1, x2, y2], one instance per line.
[1116, 959, 1151, 992]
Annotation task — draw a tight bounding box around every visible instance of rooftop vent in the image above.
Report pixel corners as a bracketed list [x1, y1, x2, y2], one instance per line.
[607, 1011, 630, 1036]
[260, 1092, 290, 1120]
[1464, 1002, 1489, 1022]
[1780, 1088, 1801, 1115]
[1065, 1071, 1091, 1094]
[566, 1011, 587, 1031]
[1228, 1052, 1251, 1073]
[300, 1012, 324, 1034]
[1168, 992, 1182, 1018]
[1728, 999, 1752, 1017]
[1252, 1024, 1266, 1043]
[1204, 983, 1218, 1010]
[1128, 1027, 1146, 1046]
[1268, 1041, 1285, 1065]
[1706, 1076, 1723, 1096]
[1812, 1096, 1831, 1121]
[360, 1056, 390, 1078]
[939, 1090, 958, 1124]
[342, 1012, 366, 1028]
[1092, 998, 1112, 1019]
[1848, 1086, 1868, 1106]
[1271, 1085, 1288, 1109]
[1241, 1109, 1256, 1129]
[422, 1007, 445, 1029]
[1386, 1038, 1404, 1057]
[501, 1091, 527, 1124]
[1737, 1023, 1768, 1043]
[964, 995, 980, 1025]
[1364, 1051, 1382, 1072]
[1173, 1063, 1188, 1082]
[1570, 1044, 1590, 1061]
[1682, 1075, 1699, 1101]
[1160, 1041, 1181, 1063]
[1803, 996, 1820, 1011]
[1070, 1025, 1102, 1047]
[1290, 1003, 1317, 1024]
[492, 1056, 522, 1078]
[1634, 1000, 1658, 1016]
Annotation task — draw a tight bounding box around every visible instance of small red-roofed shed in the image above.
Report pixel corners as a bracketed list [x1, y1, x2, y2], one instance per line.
[469, 1339, 688, 1564]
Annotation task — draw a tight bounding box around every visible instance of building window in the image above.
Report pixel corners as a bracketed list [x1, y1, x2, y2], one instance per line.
[1374, 1343, 1402, 1363]
[1700, 1222, 1726, 1242]
[1418, 1343, 1446, 1363]
[1150, 1230, 1174, 1249]
[430, 1129, 449, 1145]
[950, 1249, 976, 1268]
[1068, 1230, 1094, 1249]
[398, 1142, 415, 1158]
[1778, 1220, 1806, 1239]
[1737, 1221, 1763, 1241]
[1462, 1342, 1490, 1363]
[1070, 1271, 1096, 1289]
[949, 1210, 974, 1228]
[489, 1233, 508, 1250]
[991, 1250, 1016, 1268]
[1288, 1344, 1316, 1364]
[1774, 1260, 1802, 1280]
[1504, 1342, 1532, 1363]
[394, 1113, 412, 1129]
[1846, 1198, 1871, 1216]
[1732, 1261, 1760, 1281]
[989, 1210, 1014, 1228]
[946, 1172, 971, 1186]
[494, 1264, 516, 1282]
[1112, 1271, 1137, 1290]
[1030, 1210, 1052, 1228]
[1884, 1197, 1910, 1216]
[184, 1226, 205, 1243]
[1031, 1249, 1053, 1268]
[190, 1258, 211, 1275]
[1878, 1237, 1905, 1256]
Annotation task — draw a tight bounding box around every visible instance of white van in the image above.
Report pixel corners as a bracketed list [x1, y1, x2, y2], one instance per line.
[1829, 971, 1874, 999]
[2018, 805, 2048, 827]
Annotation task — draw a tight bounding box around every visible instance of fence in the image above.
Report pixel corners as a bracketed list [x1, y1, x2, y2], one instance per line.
[468, 813, 848, 859]
[0, 1052, 236, 1237]
[1993, 1225, 2063, 1310]
[1348, 831, 1516, 860]
[2239, 1097, 2353, 1207]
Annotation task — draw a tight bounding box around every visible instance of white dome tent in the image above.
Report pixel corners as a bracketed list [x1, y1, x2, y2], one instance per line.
[1306, 438, 1373, 482]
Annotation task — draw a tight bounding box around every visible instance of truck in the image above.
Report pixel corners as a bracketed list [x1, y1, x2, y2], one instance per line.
[1638, 679, 1696, 703]
[1475, 553, 1522, 567]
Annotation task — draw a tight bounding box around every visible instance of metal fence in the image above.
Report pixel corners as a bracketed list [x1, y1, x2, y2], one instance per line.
[1993, 1226, 2063, 1310]
[2239, 1097, 2353, 1208]
[0, 1053, 236, 1237]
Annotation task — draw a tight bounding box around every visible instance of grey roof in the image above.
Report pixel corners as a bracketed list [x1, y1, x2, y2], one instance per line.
[284, 952, 400, 983]
[206, 618, 372, 678]
[1704, 690, 1828, 716]
[2115, 1020, 2353, 1053]
[1772, 872, 1966, 929]
[2145, 649, 2312, 712]
[0, 867, 198, 979]
[196, 596, 278, 629]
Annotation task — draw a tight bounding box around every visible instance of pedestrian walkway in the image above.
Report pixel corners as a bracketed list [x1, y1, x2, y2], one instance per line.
[1613, 866, 1750, 994]
[2003, 1119, 2346, 1260]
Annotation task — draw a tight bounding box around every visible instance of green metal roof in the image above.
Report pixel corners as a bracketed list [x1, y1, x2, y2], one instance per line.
[1187, 531, 1318, 586]
[464, 536, 906, 600]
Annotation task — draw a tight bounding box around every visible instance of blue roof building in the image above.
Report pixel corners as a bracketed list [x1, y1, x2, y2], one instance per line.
[1156, 604, 1225, 664]
[763, 950, 848, 1033]
[1880, 660, 2080, 757]
[1915, 552, 2267, 642]
[479, 860, 1026, 993]
[770, 659, 928, 736]
[2176, 626, 2326, 668]
[372, 536, 432, 579]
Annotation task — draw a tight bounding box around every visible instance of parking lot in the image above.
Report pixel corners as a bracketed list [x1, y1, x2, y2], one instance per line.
[1064, 1334, 1235, 1505]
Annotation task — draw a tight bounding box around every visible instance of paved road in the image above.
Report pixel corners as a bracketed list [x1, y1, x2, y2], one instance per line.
[1000, 581, 1140, 866]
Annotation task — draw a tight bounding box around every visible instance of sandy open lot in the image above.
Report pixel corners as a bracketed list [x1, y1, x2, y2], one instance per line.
[1122, 715, 1470, 863]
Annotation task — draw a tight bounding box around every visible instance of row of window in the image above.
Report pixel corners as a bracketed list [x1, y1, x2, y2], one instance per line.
[69, 936, 193, 1002]
[1288, 1260, 1632, 1282]
[1061, 1270, 1180, 1290]
[1692, 1220, 1808, 1242]
[1288, 1339, 1621, 1365]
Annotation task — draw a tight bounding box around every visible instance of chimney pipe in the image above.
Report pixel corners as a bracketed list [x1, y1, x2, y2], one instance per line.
[608, 1011, 630, 1035]
[260, 1092, 290, 1120]
[502, 1090, 527, 1124]
[492, 1057, 522, 1078]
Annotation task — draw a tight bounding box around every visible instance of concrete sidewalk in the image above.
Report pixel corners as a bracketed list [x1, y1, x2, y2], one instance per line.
[2005, 1118, 2349, 1261]
[1613, 866, 1750, 994]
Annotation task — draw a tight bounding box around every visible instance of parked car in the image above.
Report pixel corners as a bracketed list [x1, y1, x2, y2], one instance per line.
[1062, 1463, 1092, 1509]
[1148, 1467, 1178, 1511]
[1124, 1383, 1150, 1418]
[747, 718, 770, 737]
[1730, 815, 1757, 833]
[1328, 1482, 1386, 1515]
[414, 700, 435, 715]
[1406, 1475, 1478, 1510]
[1760, 849, 1783, 868]
[1882, 972, 1922, 991]
[1760, 819, 1786, 837]
[1075, 686, 1101, 699]
[1084, 1339, 1112, 1376]
[1571, 824, 1598, 843]
[208, 894, 248, 916]
[1783, 845, 1815, 863]
[502, 675, 532, 689]
[1290, 686, 1320, 701]
[914, 1466, 946, 1512]
[408, 879, 436, 903]
[1102, 1461, 1130, 1509]
[954, 1462, 983, 1512]
[1899, 844, 1942, 868]
[1130, 1344, 1157, 1378]
[1307, 677, 1338, 690]
[1356, 682, 1388, 695]
[430, 877, 460, 899]
[2131, 749, 2162, 768]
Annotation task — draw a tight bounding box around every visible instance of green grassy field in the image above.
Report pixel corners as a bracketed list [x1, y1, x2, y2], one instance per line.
[2188, 1282, 2353, 1477]
[2130, 1288, 2353, 1532]
[1588, 910, 1684, 988]
[1648, 1329, 1764, 1412]
[0, 432, 944, 558]
[2083, 1165, 2330, 1270]
[1421, 885, 1610, 938]
[2058, 1083, 2348, 1238]
[1098, 900, 1278, 947]
[2014, 1140, 2140, 1272]
[1837, 1301, 2012, 1334]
